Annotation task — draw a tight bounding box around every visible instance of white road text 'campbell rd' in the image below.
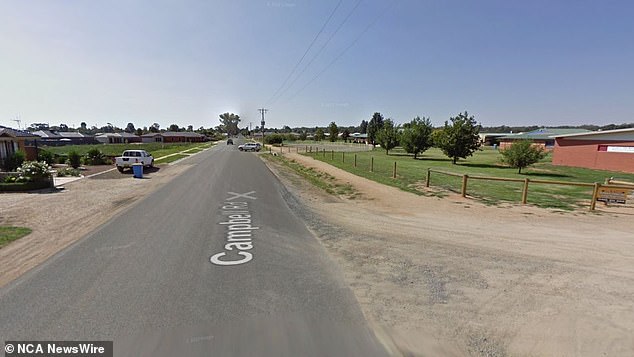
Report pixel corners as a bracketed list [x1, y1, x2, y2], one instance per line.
[210, 192, 258, 266]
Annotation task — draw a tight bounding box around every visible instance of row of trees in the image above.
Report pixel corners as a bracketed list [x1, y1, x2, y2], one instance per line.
[365, 111, 481, 164]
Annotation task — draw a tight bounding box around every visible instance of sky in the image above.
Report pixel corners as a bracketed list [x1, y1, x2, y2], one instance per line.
[1, 0, 633, 130]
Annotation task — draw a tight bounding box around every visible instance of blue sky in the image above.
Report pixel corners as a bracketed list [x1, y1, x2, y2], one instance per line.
[1, 0, 633, 130]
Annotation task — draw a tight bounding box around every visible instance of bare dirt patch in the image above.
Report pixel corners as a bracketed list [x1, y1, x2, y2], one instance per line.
[0, 164, 190, 287]
[266, 152, 634, 357]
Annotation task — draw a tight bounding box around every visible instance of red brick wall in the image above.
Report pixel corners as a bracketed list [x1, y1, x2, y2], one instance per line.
[552, 139, 634, 173]
[499, 140, 550, 151]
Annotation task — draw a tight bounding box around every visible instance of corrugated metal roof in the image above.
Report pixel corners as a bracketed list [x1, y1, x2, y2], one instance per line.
[0, 126, 39, 138]
[499, 128, 591, 140]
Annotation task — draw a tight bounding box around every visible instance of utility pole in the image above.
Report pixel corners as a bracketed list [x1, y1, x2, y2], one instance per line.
[13, 114, 22, 130]
[258, 108, 268, 144]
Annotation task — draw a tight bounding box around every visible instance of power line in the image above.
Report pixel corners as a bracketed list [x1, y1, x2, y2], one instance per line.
[265, 0, 344, 106]
[269, 0, 364, 106]
[286, 1, 399, 103]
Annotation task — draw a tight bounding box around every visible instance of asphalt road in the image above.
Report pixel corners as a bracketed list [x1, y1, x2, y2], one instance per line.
[0, 139, 388, 356]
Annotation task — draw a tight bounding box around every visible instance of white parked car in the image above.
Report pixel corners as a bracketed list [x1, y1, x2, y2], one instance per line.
[115, 150, 154, 172]
[238, 143, 261, 152]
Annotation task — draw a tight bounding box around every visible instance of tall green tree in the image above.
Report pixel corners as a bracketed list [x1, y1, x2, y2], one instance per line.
[359, 120, 368, 134]
[434, 112, 481, 164]
[314, 128, 325, 141]
[168, 124, 180, 132]
[219, 112, 241, 136]
[125, 122, 136, 133]
[500, 140, 547, 173]
[341, 128, 350, 142]
[149, 123, 160, 133]
[375, 119, 400, 155]
[328, 121, 339, 142]
[400, 116, 434, 159]
[367, 112, 384, 146]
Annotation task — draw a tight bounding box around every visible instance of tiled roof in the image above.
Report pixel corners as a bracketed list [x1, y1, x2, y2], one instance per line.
[0, 126, 39, 138]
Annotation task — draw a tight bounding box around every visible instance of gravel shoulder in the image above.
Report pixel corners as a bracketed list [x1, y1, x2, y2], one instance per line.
[0, 163, 190, 287]
[265, 152, 634, 357]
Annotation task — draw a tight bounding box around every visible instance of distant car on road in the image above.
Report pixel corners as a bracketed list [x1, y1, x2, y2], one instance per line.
[227, 139, 233, 145]
[115, 150, 154, 172]
[238, 143, 261, 152]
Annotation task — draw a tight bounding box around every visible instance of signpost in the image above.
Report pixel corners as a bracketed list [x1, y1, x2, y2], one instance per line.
[597, 187, 631, 204]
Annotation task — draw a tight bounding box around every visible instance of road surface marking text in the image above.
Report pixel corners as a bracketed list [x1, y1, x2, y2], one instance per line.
[210, 192, 258, 266]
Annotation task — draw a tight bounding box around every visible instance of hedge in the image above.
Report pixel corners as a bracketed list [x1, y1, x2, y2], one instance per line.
[0, 180, 53, 192]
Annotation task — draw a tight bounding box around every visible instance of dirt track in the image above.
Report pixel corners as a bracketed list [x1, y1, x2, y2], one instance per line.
[267, 152, 634, 357]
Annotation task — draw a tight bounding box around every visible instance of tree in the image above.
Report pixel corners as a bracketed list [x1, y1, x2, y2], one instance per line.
[367, 112, 384, 146]
[59, 123, 69, 132]
[342, 128, 350, 143]
[359, 120, 368, 134]
[219, 112, 241, 136]
[500, 140, 547, 173]
[168, 124, 180, 132]
[434, 112, 482, 164]
[79, 122, 88, 133]
[150, 123, 160, 133]
[125, 122, 136, 133]
[299, 131, 308, 141]
[328, 121, 338, 142]
[400, 116, 434, 159]
[187, 125, 193, 132]
[135, 128, 144, 136]
[375, 119, 400, 155]
[315, 128, 325, 141]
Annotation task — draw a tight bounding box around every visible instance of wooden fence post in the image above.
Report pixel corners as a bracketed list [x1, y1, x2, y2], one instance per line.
[426, 168, 431, 187]
[323, 149, 326, 157]
[522, 178, 530, 204]
[393, 161, 397, 178]
[354, 154, 357, 167]
[590, 182, 600, 211]
[370, 157, 374, 172]
[342, 152, 345, 163]
[461, 174, 469, 197]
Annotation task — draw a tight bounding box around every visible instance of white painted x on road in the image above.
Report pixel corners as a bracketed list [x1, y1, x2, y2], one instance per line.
[226, 191, 257, 200]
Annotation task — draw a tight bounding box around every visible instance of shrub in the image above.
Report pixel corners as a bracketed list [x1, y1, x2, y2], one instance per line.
[38, 150, 55, 165]
[56, 167, 81, 177]
[2, 151, 25, 172]
[16, 161, 52, 182]
[85, 148, 107, 165]
[500, 140, 547, 174]
[264, 134, 284, 145]
[67, 151, 81, 169]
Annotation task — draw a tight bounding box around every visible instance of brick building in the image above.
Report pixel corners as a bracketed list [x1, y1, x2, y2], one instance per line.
[552, 128, 634, 173]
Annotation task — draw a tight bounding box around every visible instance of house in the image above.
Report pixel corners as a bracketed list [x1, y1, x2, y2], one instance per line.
[0, 126, 39, 166]
[160, 131, 205, 143]
[552, 128, 634, 173]
[141, 133, 164, 143]
[478, 133, 512, 146]
[33, 130, 96, 145]
[95, 132, 142, 144]
[350, 133, 368, 144]
[498, 128, 591, 151]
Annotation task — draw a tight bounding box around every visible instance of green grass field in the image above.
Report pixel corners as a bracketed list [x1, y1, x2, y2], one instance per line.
[303, 147, 634, 210]
[41, 142, 212, 159]
[0, 226, 32, 248]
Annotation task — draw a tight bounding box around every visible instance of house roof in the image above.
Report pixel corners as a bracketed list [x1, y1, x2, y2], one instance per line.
[141, 133, 162, 137]
[32, 130, 62, 138]
[58, 131, 90, 138]
[96, 132, 139, 138]
[0, 126, 39, 138]
[161, 131, 204, 137]
[555, 128, 634, 140]
[499, 128, 591, 140]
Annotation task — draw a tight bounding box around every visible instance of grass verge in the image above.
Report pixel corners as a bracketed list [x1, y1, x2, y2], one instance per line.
[0, 226, 32, 248]
[303, 147, 634, 210]
[155, 154, 190, 164]
[262, 154, 359, 199]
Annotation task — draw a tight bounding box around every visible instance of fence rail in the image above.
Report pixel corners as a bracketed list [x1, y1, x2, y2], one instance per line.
[425, 168, 633, 211]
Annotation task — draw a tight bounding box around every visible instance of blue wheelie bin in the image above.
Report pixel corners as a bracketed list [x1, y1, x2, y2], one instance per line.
[132, 163, 144, 179]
